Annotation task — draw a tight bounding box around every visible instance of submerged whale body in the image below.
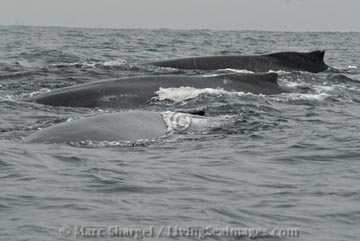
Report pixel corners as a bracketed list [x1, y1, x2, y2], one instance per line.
[26, 73, 285, 108]
[24, 111, 167, 143]
[149, 50, 329, 73]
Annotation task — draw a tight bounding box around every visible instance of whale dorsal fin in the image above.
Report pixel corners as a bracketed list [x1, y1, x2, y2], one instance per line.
[308, 50, 325, 62]
[270, 50, 326, 63]
[177, 108, 205, 116]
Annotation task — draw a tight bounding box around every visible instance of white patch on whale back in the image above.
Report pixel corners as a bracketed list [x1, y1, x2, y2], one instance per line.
[99, 94, 137, 102]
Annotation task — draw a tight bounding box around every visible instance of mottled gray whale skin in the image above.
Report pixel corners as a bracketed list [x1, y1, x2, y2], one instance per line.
[149, 50, 329, 73]
[24, 111, 167, 143]
[26, 73, 285, 108]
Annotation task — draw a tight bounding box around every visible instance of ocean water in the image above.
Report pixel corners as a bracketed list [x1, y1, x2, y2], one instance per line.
[0, 26, 360, 241]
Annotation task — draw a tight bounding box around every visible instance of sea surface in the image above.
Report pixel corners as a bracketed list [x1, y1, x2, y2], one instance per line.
[0, 26, 359, 241]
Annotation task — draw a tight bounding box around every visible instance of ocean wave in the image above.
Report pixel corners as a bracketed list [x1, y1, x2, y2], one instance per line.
[0, 70, 40, 80]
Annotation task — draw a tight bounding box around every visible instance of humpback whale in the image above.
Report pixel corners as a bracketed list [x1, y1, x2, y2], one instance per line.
[26, 73, 285, 108]
[24, 111, 167, 143]
[148, 50, 329, 73]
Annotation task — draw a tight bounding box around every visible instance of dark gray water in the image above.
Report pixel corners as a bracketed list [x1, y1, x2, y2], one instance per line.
[1, 26, 360, 241]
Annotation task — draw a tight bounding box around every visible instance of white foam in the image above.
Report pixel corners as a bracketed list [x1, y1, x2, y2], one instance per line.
[222, 68, 255, 73]
[155, 87, 225, 102]
[65, 117, 75, 122]
[271, 92, 330, 102]
[102, 59, 127, 66]
[81, 62, 97, 68]
[201, 74, 222, 77]
[348, 65, 358, 69]
[313, 85, 335, 92]
[267, 70, 294, 74]
[271, 81, 334, 102]
[223, 68, 293, 75]
[282, 81, 304, 88]
[155, 87, 255, 102]
[49, 58, 127, 68]
[49, 62, 95, 68]
[20, 88, 51, 99]
[0, 94, 15, 101]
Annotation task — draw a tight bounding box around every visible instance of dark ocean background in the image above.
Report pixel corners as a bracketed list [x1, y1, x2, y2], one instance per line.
[1, 25, 360, 241]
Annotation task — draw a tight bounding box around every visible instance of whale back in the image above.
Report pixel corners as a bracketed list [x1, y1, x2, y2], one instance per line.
[24, 111, 167, 143]
[26, 73, 287, 109]
[224, 72, 278, 84]
[149, 50, 329, 73]
[221, 72, 285, 95]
